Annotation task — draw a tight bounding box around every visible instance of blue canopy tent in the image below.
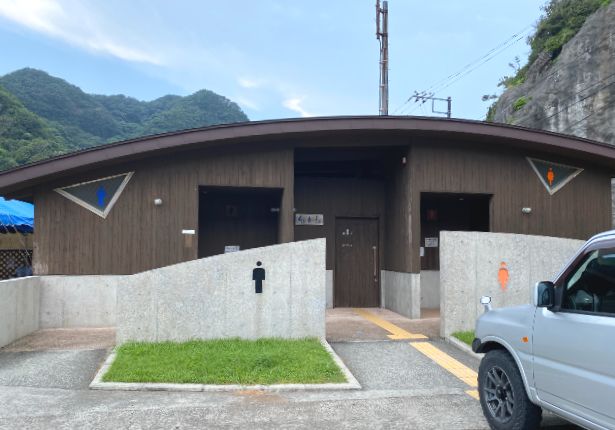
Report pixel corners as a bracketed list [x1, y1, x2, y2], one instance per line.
[0, 197, 34, 234]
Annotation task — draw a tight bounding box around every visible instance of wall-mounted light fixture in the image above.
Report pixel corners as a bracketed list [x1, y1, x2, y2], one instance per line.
[522, 207, 532, 214]
[402, 156, 407, 165]
[154, 198, 163, 206]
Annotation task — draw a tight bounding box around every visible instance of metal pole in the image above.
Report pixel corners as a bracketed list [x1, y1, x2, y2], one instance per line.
[447, 97, 451, 119]
[376, 1, 389, 116]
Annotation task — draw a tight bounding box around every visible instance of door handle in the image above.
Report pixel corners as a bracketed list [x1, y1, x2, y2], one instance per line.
[372, 246, 377, 278]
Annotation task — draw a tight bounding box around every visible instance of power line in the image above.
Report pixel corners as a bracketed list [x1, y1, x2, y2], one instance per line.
[514, 69, 615, 128]
[490, 32, 615, 120]
[393, 25, 533, 115]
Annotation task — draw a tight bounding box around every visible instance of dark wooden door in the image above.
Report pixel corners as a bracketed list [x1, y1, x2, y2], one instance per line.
[335, 218, 379, 307]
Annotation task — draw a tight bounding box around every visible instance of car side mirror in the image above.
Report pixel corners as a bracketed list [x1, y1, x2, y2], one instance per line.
[535, 281, 555, 308]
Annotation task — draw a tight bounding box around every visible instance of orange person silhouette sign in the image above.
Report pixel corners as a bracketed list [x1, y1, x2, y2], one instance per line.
[526, 158, 583, 195]
[546, 167, 555, 186]
[253, 261, 265, 293]
[498, 262, 509, 291]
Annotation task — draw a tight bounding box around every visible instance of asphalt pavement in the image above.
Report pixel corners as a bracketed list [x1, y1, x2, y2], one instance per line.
[0, 313, 579, 429]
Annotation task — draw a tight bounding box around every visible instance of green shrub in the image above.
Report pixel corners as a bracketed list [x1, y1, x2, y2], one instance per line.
[512, 96, 529, 112]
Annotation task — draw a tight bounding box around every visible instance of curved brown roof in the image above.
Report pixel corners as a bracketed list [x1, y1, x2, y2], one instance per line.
[1, 115, 615, 197]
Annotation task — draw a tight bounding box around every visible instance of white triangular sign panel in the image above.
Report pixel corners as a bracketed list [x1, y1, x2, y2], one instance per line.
[55, 172, 133, 218]
[527, 158, 582, 195]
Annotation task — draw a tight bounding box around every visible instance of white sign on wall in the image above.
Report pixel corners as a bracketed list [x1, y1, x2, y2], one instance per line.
[224, 245, 240, 253]
[295, 214, 324, 226]
[425, 237, 439, 248]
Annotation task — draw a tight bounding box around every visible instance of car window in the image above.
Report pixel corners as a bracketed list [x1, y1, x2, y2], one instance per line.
[563, 247, 615, 315]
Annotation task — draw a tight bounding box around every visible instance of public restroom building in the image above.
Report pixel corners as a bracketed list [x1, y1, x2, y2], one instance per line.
[0, 116, 613, 317]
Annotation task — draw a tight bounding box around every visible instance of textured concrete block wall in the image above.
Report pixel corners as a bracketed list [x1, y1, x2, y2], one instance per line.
[117, 239, 326, 343]
[440, 231, 584, 337]
[0, 277, 40, 348]
[39, 276, 119, 328]
[381, 271, 420, 319]
[420, 271, 440, 309]
[326, 270, 333, 309]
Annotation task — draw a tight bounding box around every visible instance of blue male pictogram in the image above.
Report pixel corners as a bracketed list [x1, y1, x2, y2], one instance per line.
[96, 186, 107, 207]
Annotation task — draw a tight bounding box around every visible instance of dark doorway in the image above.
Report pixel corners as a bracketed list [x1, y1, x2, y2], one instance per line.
[420, 193, 491, 270]
[198, 187, 282, 258]
[335, 217, 380, 307]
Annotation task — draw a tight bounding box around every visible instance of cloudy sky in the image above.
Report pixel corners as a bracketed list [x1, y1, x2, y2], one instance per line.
[0, 0, 543, 121]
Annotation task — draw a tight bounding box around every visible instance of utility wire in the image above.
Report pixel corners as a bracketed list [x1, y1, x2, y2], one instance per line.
[393, 25, 533, 115]
[401, 30, 529, 116]
[514, 70, 615, 128]
[493, 33, 615, 116]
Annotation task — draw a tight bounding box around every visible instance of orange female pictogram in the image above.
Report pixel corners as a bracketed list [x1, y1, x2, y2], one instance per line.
[498, 262, 509, 291]
[546, 167, 555, 186]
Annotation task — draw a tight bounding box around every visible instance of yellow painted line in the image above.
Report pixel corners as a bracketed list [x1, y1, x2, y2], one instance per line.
[354, 308, 428, 340]
[410, 341, 479, 400]
[466, 389, 480, 400]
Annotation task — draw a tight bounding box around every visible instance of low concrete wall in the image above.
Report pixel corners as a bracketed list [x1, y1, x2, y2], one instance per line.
[381, 270, 420, 319]
[0, 277, 40, 348]
[326, 270, 333, 309]
[117, 239, 326, 343]
[420, 270, 440, 309]
[39, 276, 119, 328]
[440, 231, 584, 337]
[1, 275, 119, 348]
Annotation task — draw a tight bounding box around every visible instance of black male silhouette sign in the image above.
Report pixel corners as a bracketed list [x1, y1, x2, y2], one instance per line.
[252, 261, 265, 293]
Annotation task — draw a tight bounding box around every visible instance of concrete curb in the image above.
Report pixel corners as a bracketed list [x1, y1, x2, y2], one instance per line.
[89, 338, 361, 392]
[445, 336, 484, 360]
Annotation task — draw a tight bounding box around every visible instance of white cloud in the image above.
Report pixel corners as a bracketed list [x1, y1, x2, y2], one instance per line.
[237, 77, 263, 89]
[282, 97, 314, 118]
[0, 0, 162, 64]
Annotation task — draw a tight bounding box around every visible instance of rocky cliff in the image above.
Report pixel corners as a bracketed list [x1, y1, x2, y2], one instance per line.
[491, 1, 615, 145]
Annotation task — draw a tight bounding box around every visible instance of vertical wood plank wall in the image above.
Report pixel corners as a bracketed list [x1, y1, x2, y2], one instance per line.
[383, 147, 412, 273]
[293, 177, 386, 271]
[30, 137, 614, 276]
[409, 142, 612, 272]
[33, 146, 294, 275]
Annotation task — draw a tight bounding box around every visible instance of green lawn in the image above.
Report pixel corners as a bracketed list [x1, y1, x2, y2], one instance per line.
[451, 330, 475, 346]
[102, 338, 346, 385]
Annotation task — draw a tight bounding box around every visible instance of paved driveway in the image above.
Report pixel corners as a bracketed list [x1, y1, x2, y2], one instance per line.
[0, 313, 579, 429]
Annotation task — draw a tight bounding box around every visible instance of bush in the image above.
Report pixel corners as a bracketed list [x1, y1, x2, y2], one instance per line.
[512, 96, 529, 112]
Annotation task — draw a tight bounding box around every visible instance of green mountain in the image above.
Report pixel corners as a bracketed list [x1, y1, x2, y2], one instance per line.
[0, 85, 65, 170]
[0, 68, 248, 169]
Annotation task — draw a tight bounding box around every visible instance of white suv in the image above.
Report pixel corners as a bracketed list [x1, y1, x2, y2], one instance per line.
[472, 230, 615, 430]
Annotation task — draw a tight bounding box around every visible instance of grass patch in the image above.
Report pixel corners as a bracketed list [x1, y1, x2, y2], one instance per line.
[102, 338, 346, 385]
[451, 331, 475, 346]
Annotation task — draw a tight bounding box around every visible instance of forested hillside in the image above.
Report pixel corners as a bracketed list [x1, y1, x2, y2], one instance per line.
[0, 68, 248, 170]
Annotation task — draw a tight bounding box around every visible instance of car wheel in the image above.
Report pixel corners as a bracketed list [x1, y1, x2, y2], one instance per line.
[478, 349, 542, 430]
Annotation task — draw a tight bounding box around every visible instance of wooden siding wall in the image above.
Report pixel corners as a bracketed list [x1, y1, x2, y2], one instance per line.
[33, 146, 294, 275]
[294, 177, 385, 270]
[383, 147, 412, 273]
[409, 142, 613, 272]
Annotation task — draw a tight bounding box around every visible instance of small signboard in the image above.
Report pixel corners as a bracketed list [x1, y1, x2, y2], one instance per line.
[295, 214, 324, 226]
[224, 245, 240, 253]
[425, 237, 439, 248]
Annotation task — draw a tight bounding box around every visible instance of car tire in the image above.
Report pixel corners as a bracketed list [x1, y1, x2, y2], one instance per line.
[478, 349, 542, 430]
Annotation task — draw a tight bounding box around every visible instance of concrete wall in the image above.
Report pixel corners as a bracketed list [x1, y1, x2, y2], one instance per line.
[117, 239, 326, 343]
[381, 270, 420, 319]
[326, 270, 333, 309]
[440, 231, 584, 337]
[420, 270, 440, 309]
[39, 276, 118, 328]
[0, 277, 40, 348]
[0, 275, 118, 348]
